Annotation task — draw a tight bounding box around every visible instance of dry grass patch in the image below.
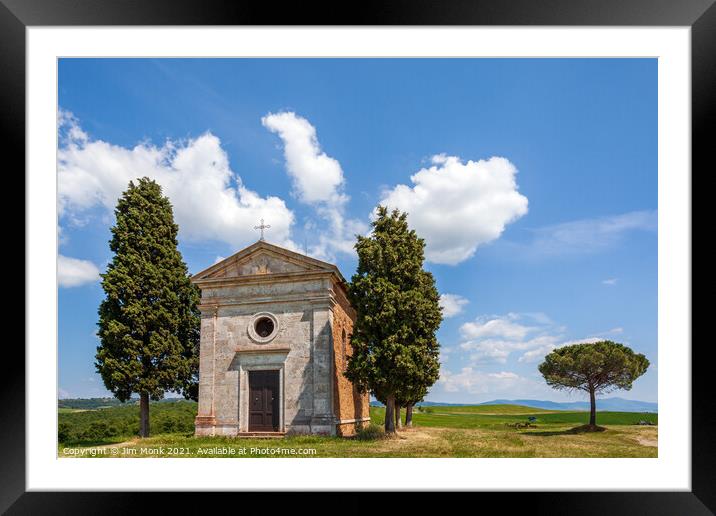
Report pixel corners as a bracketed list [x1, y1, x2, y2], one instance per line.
[518, 425, 658, 458]
[58, 424, 657, 458]
[623, 426, 658, 448]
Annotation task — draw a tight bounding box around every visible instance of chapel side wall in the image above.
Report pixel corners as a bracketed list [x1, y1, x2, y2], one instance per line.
[331, 284, 370, 436]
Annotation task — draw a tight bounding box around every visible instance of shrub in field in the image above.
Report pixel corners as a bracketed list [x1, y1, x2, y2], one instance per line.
[157, 415, 178, 433]
[356, 423, 385, 441]
[58, 400, 198, 444]
[80, 421, 110, 441]
[57, 422, 73, 443]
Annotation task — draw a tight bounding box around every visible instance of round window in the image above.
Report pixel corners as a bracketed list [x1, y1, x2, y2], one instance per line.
[248, 312, 279, 343]
[255, 317, 274, 338]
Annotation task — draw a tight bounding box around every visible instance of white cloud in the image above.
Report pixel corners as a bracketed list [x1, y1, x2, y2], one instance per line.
[311, 207, 367, 260]
[261, 111, 346, 205]
[517, 337, 602, 363]
[520, 312, 554, 325]
[435, 314, 621, 400]
[518, 345, 559, 364]
[461, 334, 561, 365]
[262, 111, 367, 260]
[602, 278, 618, 285]
[59, 387, 72, 399]
[454, 312, 612, 365]
[58, 110, 296, 252]
[463, 340, 515, 364]
[57, 224, 69, 246]
[379, 154, 528, 265]
[460, 313, 534, 340]
[58, 254, 100, 288]
[58, 109, 88, 144]
[523, 211, 656, 258]
[590, 326, 624, 338]
[435, 363, 576, 401]
[439, 293, 469, 318]
[438, 367, 528, 395]
[440, 346, 454, 356]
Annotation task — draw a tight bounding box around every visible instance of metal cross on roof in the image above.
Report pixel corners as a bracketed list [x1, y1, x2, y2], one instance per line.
[254, 218, 271, 241]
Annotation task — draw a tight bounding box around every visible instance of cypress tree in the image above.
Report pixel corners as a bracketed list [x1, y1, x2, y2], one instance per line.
[346, 206, 442, 433]
[96, 178, 200, 438]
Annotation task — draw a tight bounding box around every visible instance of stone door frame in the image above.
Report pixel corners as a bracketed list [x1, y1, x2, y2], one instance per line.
[237, 356, 286, 433]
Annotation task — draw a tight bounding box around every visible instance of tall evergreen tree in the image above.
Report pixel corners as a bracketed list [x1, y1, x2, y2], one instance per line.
[96, 178, 200, 438]
[346, 206, 442, 434]
[400, 267, 442, 427]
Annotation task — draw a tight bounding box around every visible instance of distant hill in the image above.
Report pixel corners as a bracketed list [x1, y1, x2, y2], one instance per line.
[58, 397, 130, 410]
[370, 397, 657, 412]
[64, 397, 655, 412]
[478, 398, 657, 413]
[369, 401, 471, 407]
[58, 396, 186, 410]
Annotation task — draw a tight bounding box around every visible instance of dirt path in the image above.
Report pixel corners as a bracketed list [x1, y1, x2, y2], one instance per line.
[636, 437, 658, 447]
[621, 426, 658, 448]
[97, 438, 140, 449]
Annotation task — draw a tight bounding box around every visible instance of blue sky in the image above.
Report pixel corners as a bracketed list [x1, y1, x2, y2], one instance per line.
[57, 58, 657, 403]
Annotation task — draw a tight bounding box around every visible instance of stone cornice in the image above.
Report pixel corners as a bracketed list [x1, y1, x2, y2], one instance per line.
[199, 291, 336, 309]
[193, 269, 337, 289]
[329, 281, 356, 319]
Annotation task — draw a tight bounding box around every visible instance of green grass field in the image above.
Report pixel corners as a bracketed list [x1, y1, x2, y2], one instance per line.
[403, 405, 657, 428]
[58, 400, 657, 458]
[421, 404, 553, 414]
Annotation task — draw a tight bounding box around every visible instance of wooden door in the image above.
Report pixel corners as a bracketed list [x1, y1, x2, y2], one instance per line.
[248, 370, 280, 431]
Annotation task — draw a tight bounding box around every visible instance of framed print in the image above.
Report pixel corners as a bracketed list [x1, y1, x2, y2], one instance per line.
[4, 0, 713, 512]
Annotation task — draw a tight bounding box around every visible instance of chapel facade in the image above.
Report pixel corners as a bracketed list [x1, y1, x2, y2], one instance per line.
[191, 239, 370, 437]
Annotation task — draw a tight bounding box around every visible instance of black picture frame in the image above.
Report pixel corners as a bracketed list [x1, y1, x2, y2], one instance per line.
[4, 0, 711, 512]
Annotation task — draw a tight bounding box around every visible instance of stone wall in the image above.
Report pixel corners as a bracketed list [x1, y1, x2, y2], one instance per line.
[331, 282, 371, 436]
[195, 275, 335, 436]
[193, 243, 368, 438]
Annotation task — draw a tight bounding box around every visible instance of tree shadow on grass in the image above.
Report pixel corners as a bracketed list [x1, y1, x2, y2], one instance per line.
[522, 424, 608, 437]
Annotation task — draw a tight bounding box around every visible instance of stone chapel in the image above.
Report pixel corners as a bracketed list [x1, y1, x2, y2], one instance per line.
[191, 239, 370, 436]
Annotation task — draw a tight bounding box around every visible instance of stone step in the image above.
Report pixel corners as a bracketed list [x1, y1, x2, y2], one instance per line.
[236, 431, 287, 438]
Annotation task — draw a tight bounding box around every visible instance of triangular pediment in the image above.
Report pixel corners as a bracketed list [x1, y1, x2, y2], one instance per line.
[192, 240, 339, 281]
